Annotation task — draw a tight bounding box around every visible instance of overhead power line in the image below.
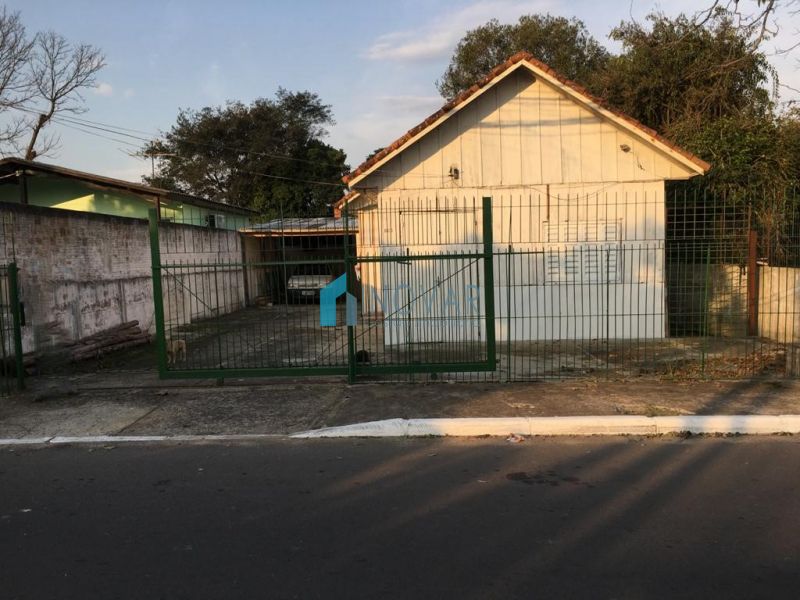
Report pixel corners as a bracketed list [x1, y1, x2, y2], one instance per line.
[12, 104, 431, 183]
[14, 104, 350, 170]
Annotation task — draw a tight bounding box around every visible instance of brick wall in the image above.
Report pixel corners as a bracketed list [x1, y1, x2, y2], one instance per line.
[0, 203, 244, 354]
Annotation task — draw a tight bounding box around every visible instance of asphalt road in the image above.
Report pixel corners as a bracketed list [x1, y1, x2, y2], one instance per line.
[1, 436, 799, 599]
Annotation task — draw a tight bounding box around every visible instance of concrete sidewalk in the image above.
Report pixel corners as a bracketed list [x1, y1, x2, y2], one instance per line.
[1, 370, 800, 440]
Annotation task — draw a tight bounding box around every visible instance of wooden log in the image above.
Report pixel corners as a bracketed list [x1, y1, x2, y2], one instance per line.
[71, 332, 150, 359]
[71, 334, 152, 362]
[66, 321, 141, 346]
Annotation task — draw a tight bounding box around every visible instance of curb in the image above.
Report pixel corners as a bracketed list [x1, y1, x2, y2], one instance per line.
[0, 433, 285, 446]
[3, 416, 800, 445]
[291, 415, 800, 438]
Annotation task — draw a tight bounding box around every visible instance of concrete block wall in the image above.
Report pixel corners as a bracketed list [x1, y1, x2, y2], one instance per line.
[758, 266, 800, 344]
[158, 222, 245, 332]
[0, 203, 244, 354]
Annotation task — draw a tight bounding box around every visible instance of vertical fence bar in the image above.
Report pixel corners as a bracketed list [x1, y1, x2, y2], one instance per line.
[506, 244, 512, 381]
[0, 268, 8, 395]
[213, 262, 224, 378]
[7, 262, 23, 390]
[701, 242, 711, 375]
[345, 204, 356, 383]
[148, 208, 168, 377]
[483, 197, 496, 369]
[747, 230, 758, 336]
[605, 246, 611, 378]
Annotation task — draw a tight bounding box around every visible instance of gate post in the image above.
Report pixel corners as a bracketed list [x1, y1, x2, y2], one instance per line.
[7, 262, 24, 390]
[344, 204, 356, 383]
[148, 208, 168, 377]
[482, 197, 496, 368]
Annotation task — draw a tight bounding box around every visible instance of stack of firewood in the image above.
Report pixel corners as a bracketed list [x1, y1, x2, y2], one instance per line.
[69, 321, 151, 362]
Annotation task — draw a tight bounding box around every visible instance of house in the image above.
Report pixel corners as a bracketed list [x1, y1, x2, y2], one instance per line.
[338, 52, 709, 344]
[0, 158, 254, 229]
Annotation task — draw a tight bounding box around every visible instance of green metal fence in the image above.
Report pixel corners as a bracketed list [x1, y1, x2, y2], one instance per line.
[148, 188, 800, 383]
[148, 198, 496, 382]
[0, 262, 24, 394]
[347, 188, 800, 382]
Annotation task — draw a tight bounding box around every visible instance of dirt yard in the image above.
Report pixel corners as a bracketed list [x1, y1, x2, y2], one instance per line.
[29, 303, 798, 383]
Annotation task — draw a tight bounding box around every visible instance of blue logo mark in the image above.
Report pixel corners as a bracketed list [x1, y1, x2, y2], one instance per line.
[320, 274, 357, 327]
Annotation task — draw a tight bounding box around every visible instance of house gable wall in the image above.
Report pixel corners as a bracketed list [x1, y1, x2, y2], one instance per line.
[356, 68, 696, 193]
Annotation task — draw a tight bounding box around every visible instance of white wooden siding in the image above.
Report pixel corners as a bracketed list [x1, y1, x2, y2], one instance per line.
[348, 64, 691, 343]
[359, 69, 695, 191]
[354, 184, 667, 342]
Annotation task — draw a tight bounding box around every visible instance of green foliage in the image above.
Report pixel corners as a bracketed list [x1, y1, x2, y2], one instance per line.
[595, 11, 774, 136]
[436, 15, 609, 100]
[778, 108, 800, 186]
[143, 89, 348, 217]
[440, 9, 799, 202]
[671, 112, 788, 195]
[595, 10, 795, 200]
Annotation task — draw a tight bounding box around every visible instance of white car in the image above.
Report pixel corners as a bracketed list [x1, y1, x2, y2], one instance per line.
[287, 268, 334, 302]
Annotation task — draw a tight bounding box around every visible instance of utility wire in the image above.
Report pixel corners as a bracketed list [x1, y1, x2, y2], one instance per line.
[12, 104, 417, 179]
[53, 119, 143, 148]
[15, 103, 503, 184]
[15, 104, 350, 169]
[14, 106, 347, 188]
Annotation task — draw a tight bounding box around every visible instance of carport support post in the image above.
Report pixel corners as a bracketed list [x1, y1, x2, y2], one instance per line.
[148, 208, 168, 378]
[482, 197, 496, 368]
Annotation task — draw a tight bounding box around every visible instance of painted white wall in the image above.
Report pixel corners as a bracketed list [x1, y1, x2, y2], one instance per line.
[354, 186, 666, 343]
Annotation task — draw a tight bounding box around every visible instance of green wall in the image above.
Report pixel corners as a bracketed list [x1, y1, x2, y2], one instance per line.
[0, 174, 249, 230]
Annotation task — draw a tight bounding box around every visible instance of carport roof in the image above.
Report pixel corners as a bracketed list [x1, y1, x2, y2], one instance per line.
[243, 216, 358, 236]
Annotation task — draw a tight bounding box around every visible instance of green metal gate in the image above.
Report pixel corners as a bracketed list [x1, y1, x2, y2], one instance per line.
[148, 198, 496, 382]
[346, 197, 496, 380]
[0, 262, 24, 394]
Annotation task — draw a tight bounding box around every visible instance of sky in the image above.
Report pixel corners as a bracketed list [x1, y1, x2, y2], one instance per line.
[5, 0, 800, 183]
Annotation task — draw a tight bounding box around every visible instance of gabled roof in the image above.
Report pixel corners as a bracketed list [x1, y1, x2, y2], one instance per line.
[333, 190, 360, 213]
[344, 52, 710, 187]
[0, 157, 256, 216]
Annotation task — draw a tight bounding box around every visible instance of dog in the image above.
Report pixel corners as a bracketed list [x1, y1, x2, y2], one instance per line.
[166, 338, 187, 365]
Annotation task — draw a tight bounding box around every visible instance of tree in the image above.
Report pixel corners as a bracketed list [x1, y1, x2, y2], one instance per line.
[144, 89, 348, 217]
[23, 31, 105, 159]
[438, 7, 800, 237]
[437, 15, 609, 100]
[594, 11, 773, 137]
[0, 8, 33, 149]
[597, 10, 798, 200]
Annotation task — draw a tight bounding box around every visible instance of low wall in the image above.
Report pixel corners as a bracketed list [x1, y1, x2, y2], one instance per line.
[0, 203, 244, 354]
[667, 263, 748, 337]
[758, 266, 800, 344]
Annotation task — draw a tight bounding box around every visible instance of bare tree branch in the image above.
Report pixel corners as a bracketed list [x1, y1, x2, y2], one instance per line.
[24, 31, 104, 160]
[694, 0, 797, 51]
[0, 8, 33, 148]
